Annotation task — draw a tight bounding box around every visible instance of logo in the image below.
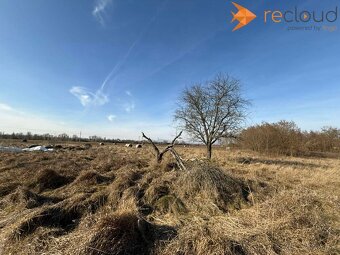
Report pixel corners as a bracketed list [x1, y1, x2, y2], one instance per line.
[264, 6, 338, 32]
[264, 7, 338, 23]
[230, 2, 338, 32]
[231, 2, 257, 31]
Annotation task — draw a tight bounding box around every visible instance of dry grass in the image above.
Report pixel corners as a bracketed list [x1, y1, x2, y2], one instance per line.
[0, 140, 339, 254]
[33, 169, 72, 192]
[85, 212, 149, 255]
[176, 162, 248, 214]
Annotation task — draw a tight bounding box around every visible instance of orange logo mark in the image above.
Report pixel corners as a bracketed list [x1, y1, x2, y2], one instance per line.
[231, 2, 257, 31]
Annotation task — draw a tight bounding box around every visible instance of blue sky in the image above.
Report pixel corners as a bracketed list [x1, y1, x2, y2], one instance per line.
[0, 0, 339, 140]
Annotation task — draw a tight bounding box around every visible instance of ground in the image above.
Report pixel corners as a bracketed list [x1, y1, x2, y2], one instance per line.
[0, 140, 339, 255]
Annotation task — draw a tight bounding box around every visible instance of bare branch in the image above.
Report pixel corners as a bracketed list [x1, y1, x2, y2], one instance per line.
[171, 131, 183, 145]
[142, 132, 160, 156]
[159, 130, 183, 155]
[142, 131, 186, 169]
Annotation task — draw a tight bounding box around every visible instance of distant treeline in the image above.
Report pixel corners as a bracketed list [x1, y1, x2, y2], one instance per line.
[239, 121, 340, 156]
[0, 131, 132, 143]
[0, 131, 185, 145]
[2, 121, 340, 156]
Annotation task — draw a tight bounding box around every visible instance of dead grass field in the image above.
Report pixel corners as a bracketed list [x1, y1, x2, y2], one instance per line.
[0, 140, 339, 255]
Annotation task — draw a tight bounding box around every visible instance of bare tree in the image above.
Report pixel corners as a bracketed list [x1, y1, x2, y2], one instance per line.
[174, 74, 249, 159]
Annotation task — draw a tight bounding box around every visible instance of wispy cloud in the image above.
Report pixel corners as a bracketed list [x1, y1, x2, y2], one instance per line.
[107, 114, 116, 122]
[137, 29, 223, 83]
[124, 102, 135, 113]
[80, 1, 166, 111]
[92, 0, 112, 26]
[70, 86, 109, 107]
[123, 90, 134, 112]
[0, 103, 13, 111]
[99, 1, 168, 91]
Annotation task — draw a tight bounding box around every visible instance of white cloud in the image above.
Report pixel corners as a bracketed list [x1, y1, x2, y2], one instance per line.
[123, 90, 134, 112]
[107, 114, 116, 122]
[70, 86, 109, 107]
[124, 102, 135, 112]
[92, 0, 112, 26]
[0, 103, 13, 111]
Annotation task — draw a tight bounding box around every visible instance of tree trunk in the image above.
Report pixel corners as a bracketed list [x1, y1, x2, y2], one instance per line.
[206, 142, 212, 159]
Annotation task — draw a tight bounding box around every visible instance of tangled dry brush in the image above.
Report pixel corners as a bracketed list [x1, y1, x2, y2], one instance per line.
[0, 141, 339, 255]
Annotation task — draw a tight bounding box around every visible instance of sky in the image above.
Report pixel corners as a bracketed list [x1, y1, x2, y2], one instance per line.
[0, 0, 339, 140]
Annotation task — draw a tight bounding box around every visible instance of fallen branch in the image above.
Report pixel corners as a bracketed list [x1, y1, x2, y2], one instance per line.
[168, 147, 187, 171]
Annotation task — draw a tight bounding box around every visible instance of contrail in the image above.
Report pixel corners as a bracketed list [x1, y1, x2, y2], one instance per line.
[100, 0, 168, 91]
[134, 28, 224, 85]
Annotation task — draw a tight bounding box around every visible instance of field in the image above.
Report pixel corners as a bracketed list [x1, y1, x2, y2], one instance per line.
[0, 140, 339, 255]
